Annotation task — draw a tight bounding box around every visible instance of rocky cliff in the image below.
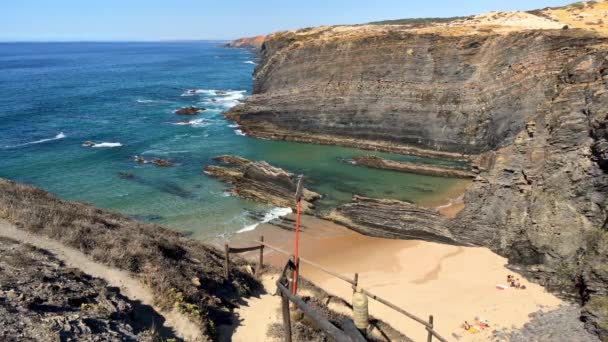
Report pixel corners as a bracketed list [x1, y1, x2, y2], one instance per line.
[227, 2, 608, 338]
[224, 35, 265, 50]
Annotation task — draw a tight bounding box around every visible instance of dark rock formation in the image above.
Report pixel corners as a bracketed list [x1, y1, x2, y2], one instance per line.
[502, 305, 599, 342]
[224, 10, 608, 338]
[203, 156, 320, 213]
[133, 155, 174, 167]
[328, 196, 458, 244]
[174, 106, 204, 115]
[350, 155, 476, 178]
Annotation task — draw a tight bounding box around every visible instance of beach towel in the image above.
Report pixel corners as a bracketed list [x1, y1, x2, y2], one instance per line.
[466, 327, 479, 334]
[496, 284, 509, 290]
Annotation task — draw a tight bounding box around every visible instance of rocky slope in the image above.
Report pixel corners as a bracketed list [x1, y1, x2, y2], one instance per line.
[0, 236, 165, 341]
[227, 2, 608, 338]
[203, 155, 320, 213]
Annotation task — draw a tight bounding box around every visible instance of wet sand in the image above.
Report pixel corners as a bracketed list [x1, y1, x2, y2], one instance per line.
[231, 215, 562, 341]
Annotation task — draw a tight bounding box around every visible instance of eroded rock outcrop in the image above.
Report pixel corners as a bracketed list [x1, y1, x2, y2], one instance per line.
[174, 106, 204, 115]
[350, 155, 476, 178]
[226, 3, 608, 337]
[328, 196, 458, 244]
[203, 156, 320, 213]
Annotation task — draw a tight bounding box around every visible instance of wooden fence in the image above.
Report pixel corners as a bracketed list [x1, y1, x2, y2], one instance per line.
[223, 236, 448, 342]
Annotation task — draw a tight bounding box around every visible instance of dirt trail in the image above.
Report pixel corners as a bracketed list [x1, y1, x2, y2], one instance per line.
[0, 220, 203, 342]
[219, 273, 282, 342]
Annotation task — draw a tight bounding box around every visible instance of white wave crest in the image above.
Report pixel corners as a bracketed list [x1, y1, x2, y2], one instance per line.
[4, 132, 66, 148]
[237, 207, 292, 233]
[136, 99, 157, 103]
[171, 118, 209, 127]
[243, 61, 256, 65]
[91, 142, 122, 148]
[234, 129, 246, 136]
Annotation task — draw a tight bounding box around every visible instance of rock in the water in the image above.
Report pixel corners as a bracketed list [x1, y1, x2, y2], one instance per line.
[203, 155, 320, 213]
[152, 159, 174, 167]
[350, 155, 475, 179]
[174, 106, 204, 115]
[133, 155, 174, 167]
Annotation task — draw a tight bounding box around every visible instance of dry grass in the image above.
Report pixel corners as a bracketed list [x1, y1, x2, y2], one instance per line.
[0, 178, 259, 340]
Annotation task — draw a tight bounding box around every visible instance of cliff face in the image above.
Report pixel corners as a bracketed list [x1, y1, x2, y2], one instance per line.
[227, 3, 608, 337]
[227, 26, 603, 156]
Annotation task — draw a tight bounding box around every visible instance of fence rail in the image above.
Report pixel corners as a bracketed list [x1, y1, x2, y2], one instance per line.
[277, 259, 366, 342]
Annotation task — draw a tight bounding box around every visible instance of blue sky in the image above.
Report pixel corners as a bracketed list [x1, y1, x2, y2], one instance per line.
[0, 0, 575, 41]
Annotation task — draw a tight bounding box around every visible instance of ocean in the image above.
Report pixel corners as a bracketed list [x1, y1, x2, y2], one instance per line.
[0, 42, 465, 240]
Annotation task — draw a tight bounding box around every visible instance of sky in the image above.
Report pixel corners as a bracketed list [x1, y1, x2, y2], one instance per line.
[0, 0, 577, 41]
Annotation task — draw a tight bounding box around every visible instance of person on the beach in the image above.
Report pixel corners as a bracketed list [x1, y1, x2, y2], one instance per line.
[463, 321, 471, 330]
[514, 278, 521, 289]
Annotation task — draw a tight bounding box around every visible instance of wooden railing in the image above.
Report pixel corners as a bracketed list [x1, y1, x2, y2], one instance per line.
[223, 236, 265, 279]
[276, 258, 366, 342]
[223, 236, 448, 342]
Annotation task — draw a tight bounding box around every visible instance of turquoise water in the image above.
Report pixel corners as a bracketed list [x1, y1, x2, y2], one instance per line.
[0, 42, 464, 240]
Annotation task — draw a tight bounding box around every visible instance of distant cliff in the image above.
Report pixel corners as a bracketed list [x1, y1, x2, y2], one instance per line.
[224, 35, 265, 51]
[226, 2, 608, 338]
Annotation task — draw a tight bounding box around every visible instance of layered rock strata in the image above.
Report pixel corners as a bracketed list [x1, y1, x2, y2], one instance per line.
[203, 155, 320, 213]
[328, 196, 459, 244]
[350, 155, 476, 178]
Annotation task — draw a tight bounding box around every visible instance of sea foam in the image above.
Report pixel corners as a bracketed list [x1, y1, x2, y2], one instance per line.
[171, 118, 209, 127]
[4, 132, 66, 148]
[237, 207, 292, 233]
[91, 142, 122, 148]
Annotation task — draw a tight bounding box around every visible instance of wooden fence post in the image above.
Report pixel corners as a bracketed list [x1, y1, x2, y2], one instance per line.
[427, 315, 434, 342]
[281, 291, 292, 342]
[258, 235, 264, 274]
[224, 243, 230, 279]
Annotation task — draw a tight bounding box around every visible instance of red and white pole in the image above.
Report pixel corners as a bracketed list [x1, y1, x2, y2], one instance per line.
[292, 175, 304, 296]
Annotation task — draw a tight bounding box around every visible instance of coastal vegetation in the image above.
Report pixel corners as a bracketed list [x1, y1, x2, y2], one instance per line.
[0, 178, 259, 340]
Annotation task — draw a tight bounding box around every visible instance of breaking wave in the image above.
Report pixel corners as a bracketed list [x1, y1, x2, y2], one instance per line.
[237, 207, 292, 233]
[171, 118, 209, 127]
[91, 142, 122, 148]
[4, 132, 66, 148]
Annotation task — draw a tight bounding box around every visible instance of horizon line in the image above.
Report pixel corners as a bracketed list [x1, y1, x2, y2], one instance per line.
[0, 39, 234, 44]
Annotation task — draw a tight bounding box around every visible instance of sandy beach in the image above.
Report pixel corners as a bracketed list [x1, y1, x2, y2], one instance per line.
[232, 214, 562, 341]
